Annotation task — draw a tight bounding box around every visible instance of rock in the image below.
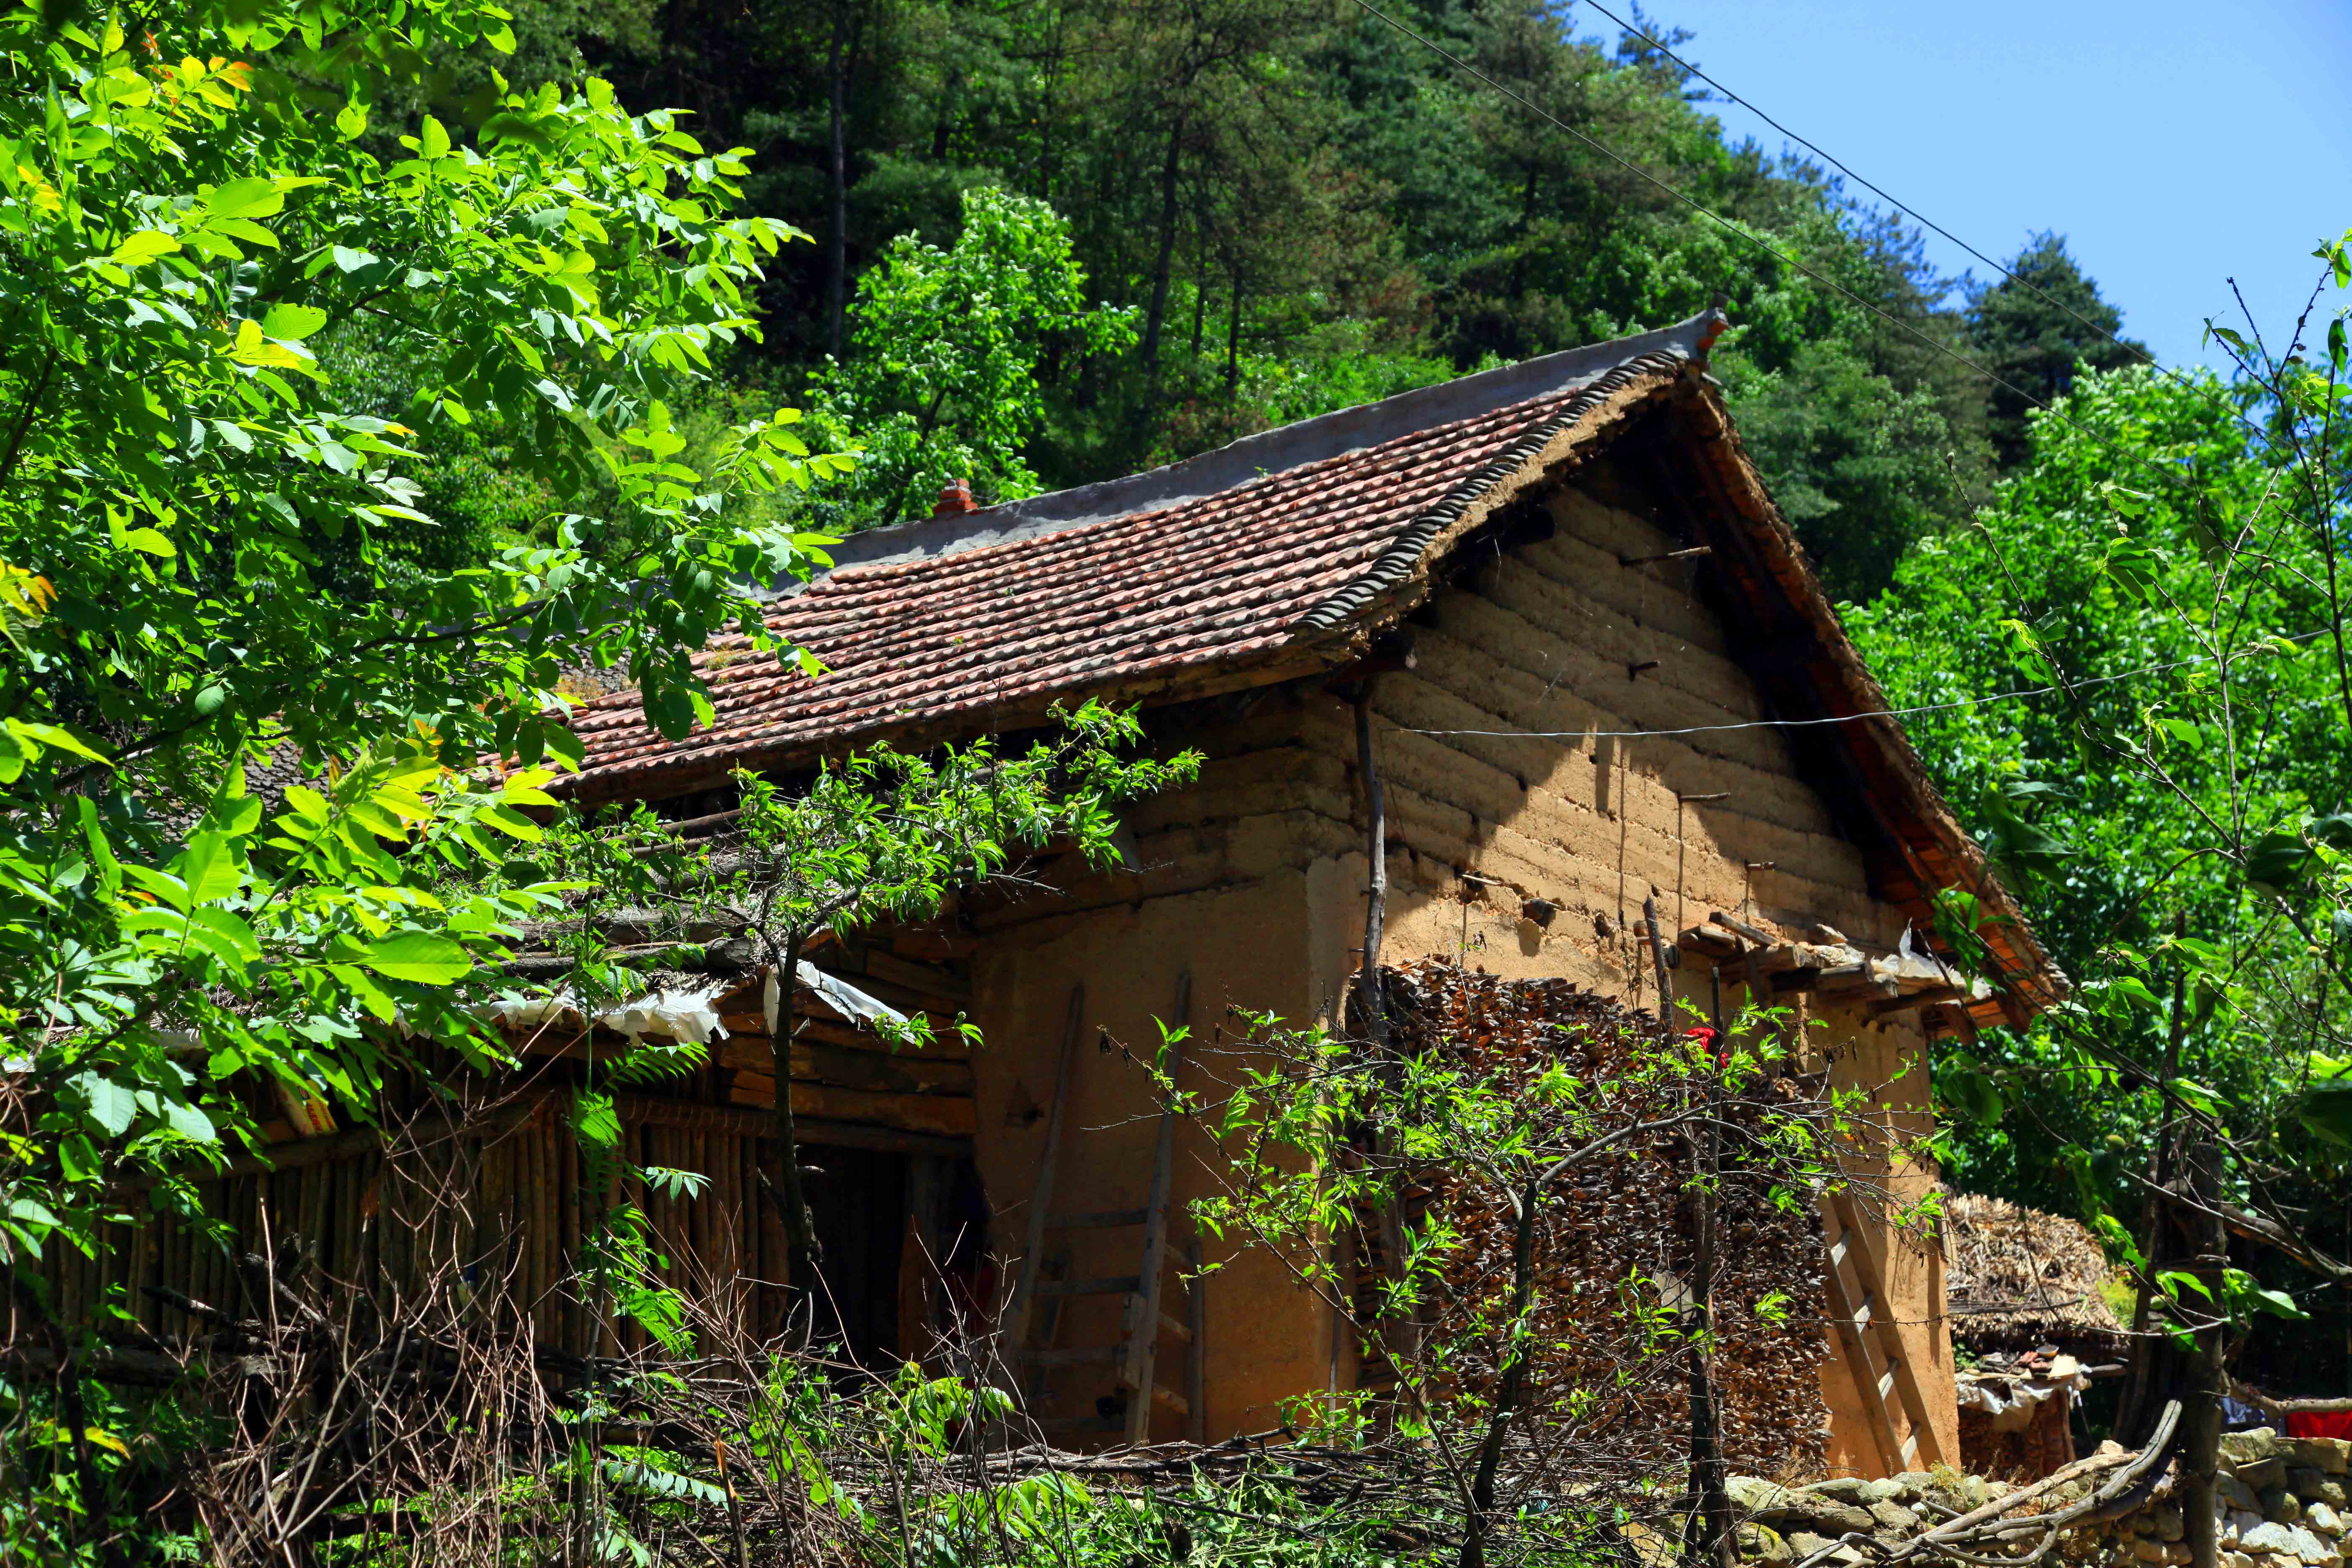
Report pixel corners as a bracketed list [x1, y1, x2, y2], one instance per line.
[2228, 1479, 2267, 1511]
[2246, 1522, 2301, 1554]
[2231, 1554, 2260, 1568]
[1861, 1479, 1907, 1504]
[2238, 1511, 2271, 1540]
[2227, 1431, 2285, 1465]
[2245, 1460, 2291, 1491]
[1893, 1471, 1937, 1497]
[2295, 1470, 2338, 1503]
[2134, 1540, 2169, 1563]
[1730, 1478, 1809, 1519]
[2294, 1441, 2352, 1479]
[2312, 1483, 2352, 1511]
[2308, 1503, 2343, 1537]
[2153, 1505, 2184, 1542]
[2283, 1526, 2339, 1566]
[1740, 1524, 1793, 1565]
[2162, 1547, 2192, 1566]
[1809, 1479, 1871, 1506]
[2270, 1490, 2306, 1525]
[1868, 1501, 1916, 1535]
[1787, 1533, 1836, 1559]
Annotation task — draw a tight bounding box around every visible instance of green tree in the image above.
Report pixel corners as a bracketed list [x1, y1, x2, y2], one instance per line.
[0, 0, 846, 1550]
[1967, 232, 2148, 469]
[1851, 306, 2352, 1473]
[813, 184, 1134, 526]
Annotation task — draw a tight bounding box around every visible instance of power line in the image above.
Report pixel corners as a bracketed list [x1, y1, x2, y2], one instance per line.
[1343, 0, 2250, 513]
[1397, 632, 2328, 744]
[1576, 0, 2277, 455]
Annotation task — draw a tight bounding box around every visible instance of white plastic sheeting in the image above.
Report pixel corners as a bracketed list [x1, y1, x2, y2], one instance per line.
[488, 963, 905, 1047]
[1955, 1354, 2089, 1434]
[482, 984, 730, 1045]
[765, 962, 909, 1034]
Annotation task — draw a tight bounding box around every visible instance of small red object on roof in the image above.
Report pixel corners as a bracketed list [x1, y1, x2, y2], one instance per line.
[933, 477, 977, 516]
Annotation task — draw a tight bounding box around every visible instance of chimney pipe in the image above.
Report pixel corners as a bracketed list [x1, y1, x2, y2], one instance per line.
[932, 477, 977, 517]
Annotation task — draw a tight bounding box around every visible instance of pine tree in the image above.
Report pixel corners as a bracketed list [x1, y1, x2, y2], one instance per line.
[1967, 233, 2148, 467]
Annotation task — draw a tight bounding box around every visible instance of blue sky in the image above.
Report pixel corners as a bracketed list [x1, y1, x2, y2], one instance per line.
[1601, 0, 2352, 376]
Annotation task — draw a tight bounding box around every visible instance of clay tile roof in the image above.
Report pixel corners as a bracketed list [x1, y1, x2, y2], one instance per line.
[560, 308, 2068, 1024]
[565, 313, 1719, 800]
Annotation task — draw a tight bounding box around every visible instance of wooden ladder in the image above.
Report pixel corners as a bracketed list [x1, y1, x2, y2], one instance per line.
[1821, 1186, 1946, 1476]
[1001, 977, 1206, 1445]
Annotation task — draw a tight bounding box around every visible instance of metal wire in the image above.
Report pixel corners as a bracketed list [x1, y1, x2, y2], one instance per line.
[1396, 629, 2327, 742]
[1576, 0, 2277, 454]
[1341, 0, 2283, 512]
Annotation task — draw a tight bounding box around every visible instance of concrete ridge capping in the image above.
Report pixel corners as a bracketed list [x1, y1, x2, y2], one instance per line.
[794, 309, 1727, 581]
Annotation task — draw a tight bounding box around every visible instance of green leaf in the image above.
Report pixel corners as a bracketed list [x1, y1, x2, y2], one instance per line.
[109, 229, 181, 265]
[603, 1458, 727, 1506]
[541, 723, 585, 772]
[189, 907, 261, 965]
[159, 1098, 217, 1144]
[6, 719, 111, 766]
[2166, 1078, 2225, 1115]
[201, 176, 283, 221]
[572, 1091, 622, 1148]
[204, 794, 264, 840]
[361, 931, 473, 984]
[477, 803, 543, 841]
[122, 866, 192, 913]
[344, 799, 410, 840]
[169, 830, 245, 903]
[335, 98, 369, 140]
[418, 116, 451, 159]
[2244, 1284, 2306, 1320]
[122, 527, 174, 557]
[260, 303, 328, 340]
[70, 1073, 138, 1137]
[2298, 1077, 2352, 1148]
[206, 217, 279, 249]
[2157, 1268, 2212, 1301]
[2245, 830, 2315, 892]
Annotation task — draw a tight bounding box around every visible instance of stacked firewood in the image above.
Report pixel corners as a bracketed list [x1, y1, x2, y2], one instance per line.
[1381, 959, 1831, 1479]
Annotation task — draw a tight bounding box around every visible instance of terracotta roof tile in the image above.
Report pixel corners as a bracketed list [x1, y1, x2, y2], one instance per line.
[567, 322, 1713, 797]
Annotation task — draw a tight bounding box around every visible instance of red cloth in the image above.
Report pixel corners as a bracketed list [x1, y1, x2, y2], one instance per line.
[1685, 1025, 1728, 1068]
[2285, 1409, 2352, 1441]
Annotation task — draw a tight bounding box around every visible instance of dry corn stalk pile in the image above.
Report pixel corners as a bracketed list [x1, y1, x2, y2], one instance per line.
[1382, 960, 1831, 1478]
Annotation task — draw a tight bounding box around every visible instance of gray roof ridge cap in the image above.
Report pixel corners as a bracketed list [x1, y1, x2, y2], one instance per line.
[775, 310, 1719, 587]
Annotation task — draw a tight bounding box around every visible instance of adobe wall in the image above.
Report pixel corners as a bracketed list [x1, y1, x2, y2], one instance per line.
[956, 694, 1351, 1441]
[961, 455, 1957, 1466]
[1287, 460, 1956, 1474]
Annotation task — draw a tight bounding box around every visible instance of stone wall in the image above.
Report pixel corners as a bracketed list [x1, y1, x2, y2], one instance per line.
[1728, 1429, 2351, 1568]
[2084, 1429, 2348, 1568]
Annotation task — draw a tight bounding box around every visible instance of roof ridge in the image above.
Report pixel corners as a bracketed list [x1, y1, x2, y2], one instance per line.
[791, 310, 1725, 583]
[1295, 348, 1689, 633]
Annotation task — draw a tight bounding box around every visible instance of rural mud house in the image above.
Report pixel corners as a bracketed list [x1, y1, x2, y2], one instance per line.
[46, 310, 2064, 1480]
[549, 308, 2068, 1473]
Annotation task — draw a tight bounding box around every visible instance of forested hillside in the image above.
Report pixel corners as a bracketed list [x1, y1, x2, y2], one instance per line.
[393, 0, 2138, 601]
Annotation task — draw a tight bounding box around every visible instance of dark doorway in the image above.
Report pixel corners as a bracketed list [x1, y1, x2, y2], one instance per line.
[803, 1144, 907, 1368]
